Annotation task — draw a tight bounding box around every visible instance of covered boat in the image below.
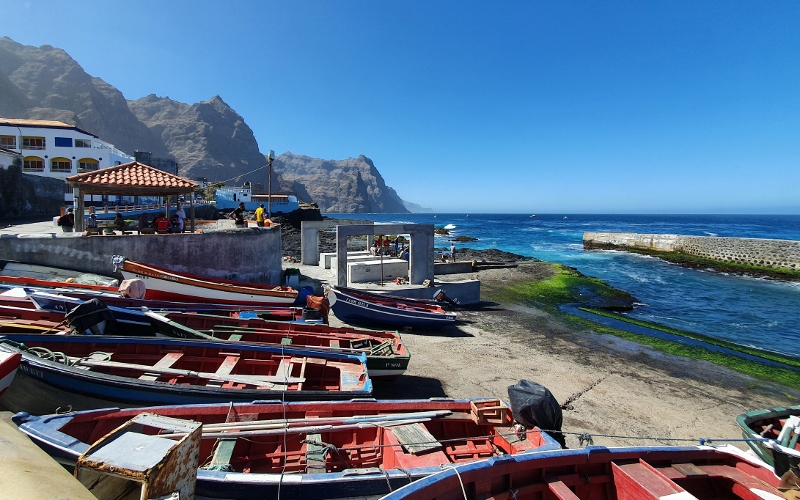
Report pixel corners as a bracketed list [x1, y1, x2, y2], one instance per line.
[380, 445, 783, 500]
[14, 398, 561, 499]
[737, 405, 800, 477]
[0, 334, 371, 414]
[326, 286, 456, 328]
[118, 259, 298, 305]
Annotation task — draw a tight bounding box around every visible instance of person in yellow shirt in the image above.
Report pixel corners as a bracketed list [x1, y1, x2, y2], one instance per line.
[254, 204, 266, 227]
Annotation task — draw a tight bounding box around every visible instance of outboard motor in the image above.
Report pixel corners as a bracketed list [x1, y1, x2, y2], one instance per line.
[65, 299, 117, 335]
[508, 380, 566, 448]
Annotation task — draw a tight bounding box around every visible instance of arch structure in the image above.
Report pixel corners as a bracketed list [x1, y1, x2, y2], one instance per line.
[334, 223, 435, 286]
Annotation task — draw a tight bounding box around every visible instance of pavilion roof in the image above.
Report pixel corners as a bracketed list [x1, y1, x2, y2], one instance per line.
[66, 161, 197, 195]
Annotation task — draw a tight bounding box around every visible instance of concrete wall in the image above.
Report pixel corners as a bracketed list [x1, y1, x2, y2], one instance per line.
[583, 232, 800, 271]
[0, 227, 283, 284]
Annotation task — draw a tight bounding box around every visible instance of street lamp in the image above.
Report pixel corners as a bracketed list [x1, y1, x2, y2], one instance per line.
[267, 150, 275, 215]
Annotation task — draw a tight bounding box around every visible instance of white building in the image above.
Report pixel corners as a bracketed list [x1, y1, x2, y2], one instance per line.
[0, 118, 134, 204]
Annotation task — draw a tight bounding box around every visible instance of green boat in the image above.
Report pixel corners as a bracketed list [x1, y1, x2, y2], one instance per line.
[736, 405, 800, 476]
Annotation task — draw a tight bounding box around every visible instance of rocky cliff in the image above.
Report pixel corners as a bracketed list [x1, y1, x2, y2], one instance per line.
[275, 153, 408, 213]
[0, 37, 411, 213]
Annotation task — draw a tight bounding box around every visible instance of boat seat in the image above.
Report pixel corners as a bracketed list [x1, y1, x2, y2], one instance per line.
[383, 423, 449, 469]
[547, 480, 581, 500]
[139, 352, 183, 381]
[206, 355, 240, 388]
[612, 461, 695, 500]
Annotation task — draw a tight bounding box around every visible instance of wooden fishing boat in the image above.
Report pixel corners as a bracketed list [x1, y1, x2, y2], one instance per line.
[737, 405, 800, 477]
[14, 398, 562, 499]
[154, 310, 410, 379]
[0, 334, 371, 415]
[326, 286, 456, 328]
[380, 445, 783, 500]
[118, 259, 298, 305]
[0, 351, 21, 396]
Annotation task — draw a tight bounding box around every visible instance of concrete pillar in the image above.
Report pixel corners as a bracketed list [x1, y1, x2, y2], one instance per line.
[73, 186, 85, 232]
[335, 223, 434, 286]
[300, 220, 369, 266]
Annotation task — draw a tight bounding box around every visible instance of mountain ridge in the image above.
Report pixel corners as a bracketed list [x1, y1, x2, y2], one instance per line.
[0, 37, 412, 214]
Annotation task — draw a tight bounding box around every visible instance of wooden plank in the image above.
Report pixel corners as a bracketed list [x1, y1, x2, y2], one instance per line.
[206, 355, 240, 388]
[547, 480, 581, 500]
[390, 423, 442, 455]
[139, 352, 183, 381]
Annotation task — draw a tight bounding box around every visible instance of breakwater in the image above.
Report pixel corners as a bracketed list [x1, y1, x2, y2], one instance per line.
[583, 232, 800, 271]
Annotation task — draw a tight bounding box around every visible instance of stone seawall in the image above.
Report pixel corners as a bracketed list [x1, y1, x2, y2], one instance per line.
[0, 227, 284, 284]
[583, 232, 800, 271]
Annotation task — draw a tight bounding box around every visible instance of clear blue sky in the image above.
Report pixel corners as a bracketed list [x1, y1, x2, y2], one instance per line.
[5, 1, 799, 214]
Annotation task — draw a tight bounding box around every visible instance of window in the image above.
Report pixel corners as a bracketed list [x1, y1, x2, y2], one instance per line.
[75, 139, 91, 148]
[54, 137, 72, 147]
[0, 136, 15, 148]
[79, 158, 99, 172]
[50, 157, 72, 173]
[22, 137, 45, 150]
[23, 156, 44, 172]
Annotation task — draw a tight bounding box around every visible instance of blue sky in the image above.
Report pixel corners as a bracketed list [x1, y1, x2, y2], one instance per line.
[5, 1, 799, 213]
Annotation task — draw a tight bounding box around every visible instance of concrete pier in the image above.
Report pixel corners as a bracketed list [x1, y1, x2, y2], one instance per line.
[583, 232, 800, 271]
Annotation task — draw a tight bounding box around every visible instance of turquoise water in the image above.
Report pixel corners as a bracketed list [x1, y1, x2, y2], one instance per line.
[327, 213, 800, 358]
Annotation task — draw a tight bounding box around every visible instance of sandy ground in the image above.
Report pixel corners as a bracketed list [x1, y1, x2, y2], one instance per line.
[328, 264, 800, 451]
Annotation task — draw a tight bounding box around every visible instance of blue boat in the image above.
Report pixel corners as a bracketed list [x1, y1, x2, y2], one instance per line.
[326, 286, 456, 329]
[0, 334, 371, 415]
[14, 398, 561, 499]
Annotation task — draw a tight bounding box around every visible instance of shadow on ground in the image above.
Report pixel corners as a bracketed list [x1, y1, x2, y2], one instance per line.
[371, 375, 447, 399]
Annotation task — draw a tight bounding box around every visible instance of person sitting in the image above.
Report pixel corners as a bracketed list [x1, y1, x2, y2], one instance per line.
[113, 213, 125, 230]
[154, 213, 170, 233]
[137, 213, 149, 233]
[264, 211, 273, 227]
[169, 214, 184, 233]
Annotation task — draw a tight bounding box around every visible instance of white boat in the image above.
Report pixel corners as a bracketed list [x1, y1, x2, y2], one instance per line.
[215, 185, 299, 213]
[118, 259, 298, 305]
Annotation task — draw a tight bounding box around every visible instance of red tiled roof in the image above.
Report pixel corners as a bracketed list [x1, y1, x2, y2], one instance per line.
[66, 162, 197, 194]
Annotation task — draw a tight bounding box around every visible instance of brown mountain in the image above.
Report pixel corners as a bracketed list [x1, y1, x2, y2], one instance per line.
[0, 37, 411, 213]
[275, 153, 408, 213]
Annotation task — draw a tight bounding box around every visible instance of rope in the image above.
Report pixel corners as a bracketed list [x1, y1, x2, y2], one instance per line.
[439, 464, 468, 500]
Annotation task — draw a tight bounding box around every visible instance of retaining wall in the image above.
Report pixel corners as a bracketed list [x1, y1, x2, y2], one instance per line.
[0, 227, 283, 284]
[583, 232, 800, 271]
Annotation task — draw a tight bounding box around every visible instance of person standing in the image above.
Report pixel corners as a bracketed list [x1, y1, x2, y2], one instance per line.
[231, 202, 246, 227]
[58, 208, 75, 232]
[254, 204, 265, 227]
[175, 202, 187, 226]
[450, 242, 456, 262]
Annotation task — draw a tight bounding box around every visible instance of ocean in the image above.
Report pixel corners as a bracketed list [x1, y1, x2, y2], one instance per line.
[326, 213, 800, 358]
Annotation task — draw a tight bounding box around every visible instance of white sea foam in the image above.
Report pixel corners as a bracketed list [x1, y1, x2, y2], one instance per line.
[444, 224, 456, 230]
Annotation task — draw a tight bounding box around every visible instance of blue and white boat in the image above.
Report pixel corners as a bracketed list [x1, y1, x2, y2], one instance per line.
[326, 286, 457, 329]
[214, 185, 299, 213]
[0, 334, 372, 415]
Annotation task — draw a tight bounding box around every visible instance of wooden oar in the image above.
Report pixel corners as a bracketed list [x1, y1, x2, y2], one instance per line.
[194, 410, 452, 433]
[73, 358, 305, 388]
[161, 417, 436, 440]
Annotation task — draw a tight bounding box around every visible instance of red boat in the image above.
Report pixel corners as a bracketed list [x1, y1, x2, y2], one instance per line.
[380, 445, 783, 500]
[14, 398, 562, 499]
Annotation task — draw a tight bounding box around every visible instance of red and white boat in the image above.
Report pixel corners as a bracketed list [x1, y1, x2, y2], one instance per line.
[0, 351, 21, 396]
[118, 259, 298, 305]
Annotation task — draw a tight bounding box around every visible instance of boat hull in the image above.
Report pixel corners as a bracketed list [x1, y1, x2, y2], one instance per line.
[327, 286, 456, 329]
[15, 399, 561, 499]
[0, 335, 371, 415]
[381, 445, 782, 500]
[120, 260, 297, 305]
[736, 405, 800, 475]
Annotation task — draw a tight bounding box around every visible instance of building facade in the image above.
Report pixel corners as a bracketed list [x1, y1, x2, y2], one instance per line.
[0, 118, 134, 204]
